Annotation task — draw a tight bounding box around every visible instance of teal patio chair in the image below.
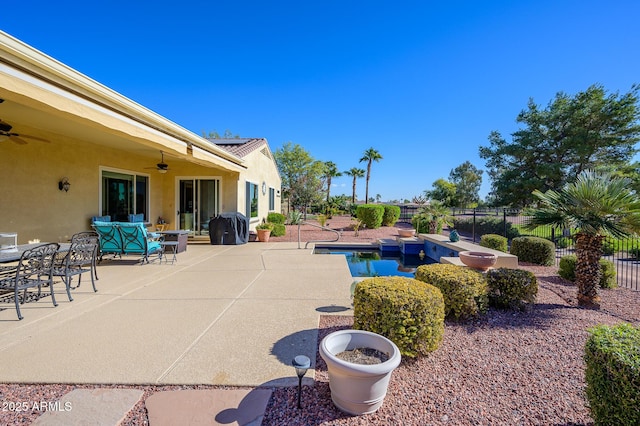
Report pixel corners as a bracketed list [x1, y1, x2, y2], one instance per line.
[118, 223, 163, 264]
[92, 221, 122, 260]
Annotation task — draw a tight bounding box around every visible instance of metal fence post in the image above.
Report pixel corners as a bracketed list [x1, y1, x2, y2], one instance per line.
[472, 208, 477, 243]
[503, 208, 507, 238]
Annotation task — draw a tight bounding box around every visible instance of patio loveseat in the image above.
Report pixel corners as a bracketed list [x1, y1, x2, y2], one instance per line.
[91, 221, 163, 264]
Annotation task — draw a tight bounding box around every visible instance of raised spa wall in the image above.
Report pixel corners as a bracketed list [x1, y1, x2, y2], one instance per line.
[380, 234, 518, 269]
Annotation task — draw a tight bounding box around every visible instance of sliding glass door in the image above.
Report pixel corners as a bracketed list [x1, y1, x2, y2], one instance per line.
[178, 178, 220, 235]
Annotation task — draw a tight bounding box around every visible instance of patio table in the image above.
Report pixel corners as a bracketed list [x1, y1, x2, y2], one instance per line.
[0, 243, 70, 264]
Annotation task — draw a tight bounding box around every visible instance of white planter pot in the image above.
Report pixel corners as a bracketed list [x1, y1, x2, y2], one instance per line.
[319, 329, 401, 415]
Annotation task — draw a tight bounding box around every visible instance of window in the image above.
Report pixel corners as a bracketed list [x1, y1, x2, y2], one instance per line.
[246, 182, 258, 218]
[269, 187, 275, 211]
[101, 170, 148, 222]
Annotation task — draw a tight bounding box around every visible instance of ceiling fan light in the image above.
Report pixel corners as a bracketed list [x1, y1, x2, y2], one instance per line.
[158, 168, 167, 174]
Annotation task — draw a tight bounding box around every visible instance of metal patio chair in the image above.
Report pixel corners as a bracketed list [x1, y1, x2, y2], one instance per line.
[52, 233, 99, 301]
[0, 242, 60, 320]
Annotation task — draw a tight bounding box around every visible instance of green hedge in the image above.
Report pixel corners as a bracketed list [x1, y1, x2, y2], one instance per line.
[509, 236, 556, 266]
[486, 268, 537, 310]
[584, 323, 640, 425]
[558, 255, 617, 289]
[480, 234, 508, 252]
[414, 264, 488, 320]
[353, 276, 445, 357]
[453, 216, 520, 239]
[382, 205, 401, 226]
[356, 204, 385, 229]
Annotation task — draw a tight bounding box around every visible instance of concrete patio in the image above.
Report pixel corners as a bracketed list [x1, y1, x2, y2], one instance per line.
[0, 242, 354, 387]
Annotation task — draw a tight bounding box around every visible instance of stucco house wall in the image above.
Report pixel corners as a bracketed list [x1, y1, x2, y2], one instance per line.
[0, 31, 280, 243]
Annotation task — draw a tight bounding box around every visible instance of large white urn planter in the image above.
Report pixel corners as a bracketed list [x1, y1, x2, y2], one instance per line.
[319, 329, 401, 415]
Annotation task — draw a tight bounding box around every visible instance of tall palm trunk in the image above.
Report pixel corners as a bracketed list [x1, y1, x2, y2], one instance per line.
[351, 178, 357, 204]
[365, 162, 371, 203]
[574, 232, 604, 307]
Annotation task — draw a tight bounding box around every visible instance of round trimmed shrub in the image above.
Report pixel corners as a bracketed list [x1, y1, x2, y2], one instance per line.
[599, 258, 617, 289]
[509, 236, 556, 266]
[356, 204, 385, 229]
[480, 234, 508, 252]
[558, 254, 617, 288]
[270, 223, 286, 237]
[414, 264, 488, 320]
[353, 276, 445, 358]
[585, 323, 640, 426]
[486, 268, 537, 310]
[267, 212, 286, 224]
[558, 255, 577, 281]
[382, 205, 401, 226]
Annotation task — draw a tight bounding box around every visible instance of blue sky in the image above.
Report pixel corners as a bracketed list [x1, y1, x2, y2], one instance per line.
[2, 1, 639, 202]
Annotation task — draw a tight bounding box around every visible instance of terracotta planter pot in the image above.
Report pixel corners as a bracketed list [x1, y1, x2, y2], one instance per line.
[458, 251, 497, 271]
[319, 329, 401, 415]
[397, 228, 416, 238]
[256, 229, 271, 242]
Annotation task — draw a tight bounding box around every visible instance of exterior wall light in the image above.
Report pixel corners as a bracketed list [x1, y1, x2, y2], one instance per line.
[292, 355, 311, 409]
[58, 177, 70, 192]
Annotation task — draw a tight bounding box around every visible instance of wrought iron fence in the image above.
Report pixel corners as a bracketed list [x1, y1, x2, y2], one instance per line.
[448, 208, 639, 291]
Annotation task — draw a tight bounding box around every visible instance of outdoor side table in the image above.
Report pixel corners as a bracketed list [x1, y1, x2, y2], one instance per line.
[160, 241, 179, 264]
[159, 231, 188, 253]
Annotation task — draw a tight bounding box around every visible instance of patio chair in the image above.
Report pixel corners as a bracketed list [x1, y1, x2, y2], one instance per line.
[52, 233, 99, 301]
[92, 221, 123, 260]
[0, 242, 60, 320]
[118, 222, 164, 264]
[70, 231, 100, 280]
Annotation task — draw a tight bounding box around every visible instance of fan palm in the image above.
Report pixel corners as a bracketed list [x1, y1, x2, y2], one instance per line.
[323, 161, 342, 204]
[345, 168, 365, 204]
[359, 148, 383, 203]
[528, 170, 640, 307]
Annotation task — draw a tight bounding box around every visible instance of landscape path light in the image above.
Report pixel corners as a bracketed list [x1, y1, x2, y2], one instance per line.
[292, 354, 311, 409]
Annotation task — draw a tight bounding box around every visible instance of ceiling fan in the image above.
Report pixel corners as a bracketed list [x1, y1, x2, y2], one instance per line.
[0, 119, 50, 145]
[145, 151, 170, 173]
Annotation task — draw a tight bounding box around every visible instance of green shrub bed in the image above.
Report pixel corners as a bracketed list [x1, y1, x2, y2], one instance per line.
[267, 212, 286, 224]
[353, 276, 445, 357]
[584, 323, 640, 425]
[356, 204, 385, 229]
[509, 236, 556, 266]
[558, 255, 617, 289]
[382, 205, 400, 226]
[480, 234, 508, 252]
[414, 264, 488, 320]
[486, 268, 537, 310]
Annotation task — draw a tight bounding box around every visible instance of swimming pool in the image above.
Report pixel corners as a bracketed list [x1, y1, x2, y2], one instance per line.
[314, 247, 436, 278]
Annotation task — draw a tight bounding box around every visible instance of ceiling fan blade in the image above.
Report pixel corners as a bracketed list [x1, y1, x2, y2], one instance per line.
[18, 133, 50, 142]
[10, 136, 28, 145]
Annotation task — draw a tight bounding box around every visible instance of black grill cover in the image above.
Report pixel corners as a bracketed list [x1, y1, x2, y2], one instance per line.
[209, 212, 249, 245]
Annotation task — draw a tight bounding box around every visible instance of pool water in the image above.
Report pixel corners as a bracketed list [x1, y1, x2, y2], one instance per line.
[314, 248, 436, 278]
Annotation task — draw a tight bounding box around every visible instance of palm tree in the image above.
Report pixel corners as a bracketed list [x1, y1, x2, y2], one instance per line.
[345, 168, 365, 204]
[413, 200, 454, 234]
[359, 148, 383, 204]
[323, 161, 342, 204]
[528, 170, 640, 307]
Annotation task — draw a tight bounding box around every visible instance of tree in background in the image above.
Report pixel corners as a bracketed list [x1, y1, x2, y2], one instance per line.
[203, 129, 240, 139]
[274, 142, 324, 213]
[425, 178, 457, 207]
[479, 84, 640, 207]
[323, 161, 342, 204]
[344, 167, 365, 204]
[449, 161, 483, 208]
[527, 171, 640, 307]
[359, 147, 383, 205]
